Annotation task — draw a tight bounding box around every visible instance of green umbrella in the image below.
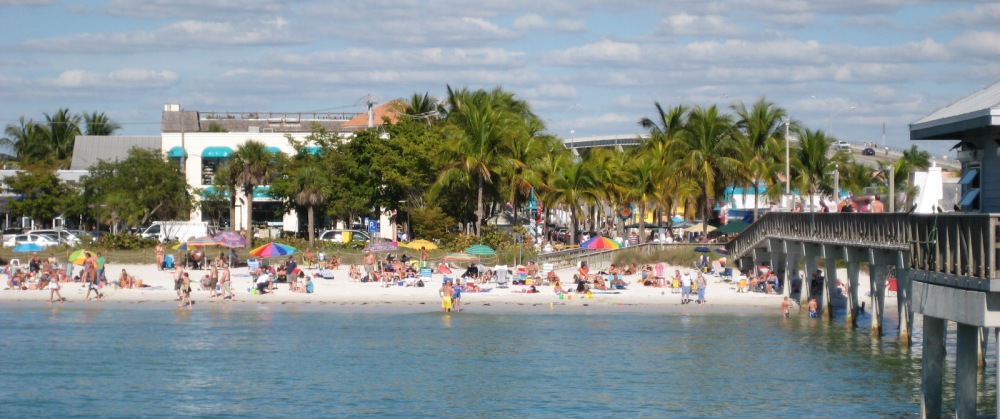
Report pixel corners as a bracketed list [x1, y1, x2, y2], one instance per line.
[465, 244, 496, 255]
[716, 220, 750, 234]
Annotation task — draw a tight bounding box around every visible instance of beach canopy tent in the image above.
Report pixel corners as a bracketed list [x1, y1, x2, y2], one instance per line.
[683, 223, 716, 233]
[465, 244, 496, 255]
[715, 220, 750, 234]
[404, 239, 438, 250]
[202, 146, 234, 158]
[166, 146, 187, 158]
[365, 241, 399, 253]
[443, 252, 479, 263]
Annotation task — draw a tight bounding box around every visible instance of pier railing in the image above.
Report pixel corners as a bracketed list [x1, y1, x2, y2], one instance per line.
[727, 213, 1000, 280]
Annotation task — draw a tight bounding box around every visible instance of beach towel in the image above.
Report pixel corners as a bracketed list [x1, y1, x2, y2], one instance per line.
[318, 269, 335, 279]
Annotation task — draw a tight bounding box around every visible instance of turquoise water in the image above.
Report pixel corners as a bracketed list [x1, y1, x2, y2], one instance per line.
[0, 304, 965, 417]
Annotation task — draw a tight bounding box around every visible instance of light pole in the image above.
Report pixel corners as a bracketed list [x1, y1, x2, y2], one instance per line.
[398, 200, 409, 241]
[785, 119, 791, 196]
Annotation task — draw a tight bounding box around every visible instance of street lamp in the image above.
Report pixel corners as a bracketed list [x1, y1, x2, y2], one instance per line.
[398, 200, 409, 241]
[785, 119, 792, 196]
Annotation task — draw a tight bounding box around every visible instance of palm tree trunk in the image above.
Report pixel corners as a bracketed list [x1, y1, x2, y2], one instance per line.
[638, 202, 647, 245]
[229, 193, 237, 232]
[245, 187, 254, 246]
[752, 180, 760, 221]
[476, 174, 484, 237]
[307, 205, 315, 248]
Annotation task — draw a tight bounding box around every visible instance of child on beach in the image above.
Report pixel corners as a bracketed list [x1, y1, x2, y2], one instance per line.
[49, 275, 64, 304]
[178, 273, 192, 309]
[439, 280, 454, 312]
[807, 298, 818, 318]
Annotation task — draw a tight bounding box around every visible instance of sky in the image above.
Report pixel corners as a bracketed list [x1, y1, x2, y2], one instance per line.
[2, 0, 999, 157]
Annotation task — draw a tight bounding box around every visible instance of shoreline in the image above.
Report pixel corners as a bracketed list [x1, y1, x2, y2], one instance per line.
[1, 260, 879, 315]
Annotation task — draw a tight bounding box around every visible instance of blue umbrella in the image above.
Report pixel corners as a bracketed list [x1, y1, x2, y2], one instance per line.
[694, 246, 711, 253]
[13, 243, 44, 253]
[715, 248, 730, 255]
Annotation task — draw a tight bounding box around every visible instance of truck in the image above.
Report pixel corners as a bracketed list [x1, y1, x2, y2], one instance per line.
[140, 221, 214, 243]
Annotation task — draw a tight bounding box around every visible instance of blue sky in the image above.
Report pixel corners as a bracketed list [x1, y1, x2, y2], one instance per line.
[2, 0, 999, 157]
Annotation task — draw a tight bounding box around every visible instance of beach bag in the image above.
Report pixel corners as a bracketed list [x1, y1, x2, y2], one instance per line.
[416, 279, 424, 287]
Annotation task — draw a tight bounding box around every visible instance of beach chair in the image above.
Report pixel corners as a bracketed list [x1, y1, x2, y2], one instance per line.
[887, 278, 898, 297]
[495, 265, 509, 288]
[247, 258, 260, 273]
[163, 254, 174, 269]
[720, 268, 733, 282]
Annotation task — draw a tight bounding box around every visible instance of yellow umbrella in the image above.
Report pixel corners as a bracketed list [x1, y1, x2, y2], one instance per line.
[683, 223, 716, 233]
[405, 239, 438, 250]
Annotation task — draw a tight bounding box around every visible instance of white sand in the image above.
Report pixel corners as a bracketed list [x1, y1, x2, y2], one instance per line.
[0, 260, 881, 314]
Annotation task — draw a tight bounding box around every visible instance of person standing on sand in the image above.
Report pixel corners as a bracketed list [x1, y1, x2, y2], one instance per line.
[420, 246, 429, 267]
[680, 271, 692, 304]
[179, 272, 192, 309]
[439, 280, 454, 312]
[217, 262, 234, 301]
[155, 242, 165, 270]
[695, 272, 707, 305]
[781, 297, 791, 318]
[807, 298, 818, 318]
[452, 280, 462, 313]
[363, 252, 376, 281]
[174, 264, 186, 300]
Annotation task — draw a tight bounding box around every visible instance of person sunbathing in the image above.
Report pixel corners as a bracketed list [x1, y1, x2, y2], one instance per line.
[593, 275, 608, 290]
[610, 276, 629, 289]
[624, 263, 637, 275]
[553, 281, 566, 294]
[118, 269, 134, 289]
[546, 271, 560, 284]
[348, 265, 362, 282]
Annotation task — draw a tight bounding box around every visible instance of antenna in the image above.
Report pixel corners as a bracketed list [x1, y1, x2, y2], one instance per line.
[355, 94, 382, 128]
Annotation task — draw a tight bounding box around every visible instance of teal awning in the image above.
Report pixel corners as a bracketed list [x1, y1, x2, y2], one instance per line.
[202, 146, 233, 158]
[200, 186, 231, 198]
[253, 186, 271, 199]
[306, 146, 323, 156]
[167, 146, 187, 158]
[265, 146, 282, 154]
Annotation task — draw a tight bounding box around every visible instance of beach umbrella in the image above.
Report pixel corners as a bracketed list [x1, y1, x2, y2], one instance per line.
[443, 252, 479, 263]
[684, 223, 716, 233]
[714, 248, 730, 255]
[694, 246, 711, 253]
[188, 236, 223, 247]
[405, 239, 438, 250]
[250, 242, 297, 258]
[580, 236, 621, 250]
[465, 244, 496, 255]
[68, 249, 94, 265]
[364, 241, 399, 253]
[213, 231, 246, 248]
[12, 243, 44, 253]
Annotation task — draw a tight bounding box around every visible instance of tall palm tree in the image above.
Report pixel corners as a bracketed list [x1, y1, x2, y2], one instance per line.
[2, 116, 44, 160]
[549, 160, 596, 244]
[791, 128, 845, 206]
[401, 92, 443, 125]
[731, 98, 787, 220]
[82, 111, 121, 135]
[528, 139, 571, 245]
[43, 108, 81, 167]
[639, 102, 688, 154]
[624, 153, 665, 244]
[674, 105, 739, 232]
[290, 165, 330, 247]
[439, 85, 532, 236]
[227, 140, 279, 243]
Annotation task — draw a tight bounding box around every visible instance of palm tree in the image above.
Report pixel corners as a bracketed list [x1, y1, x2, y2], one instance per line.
[227, 140, 279, 243]
[791, 128, 845, 207]
[624, 153, 665, 244]
[674, 105, 739, 232]
[401, 92, 443, 125]
[2, 116, 44, 160]
[731, 98, 787, 220]
[528, 140, 571, 245]
[549, 160, 596, 244]
[289, 166, 330, 247]
[82, 111, 121, 135]
[43, 108, 81, 167]
[439, 85, 532, 236]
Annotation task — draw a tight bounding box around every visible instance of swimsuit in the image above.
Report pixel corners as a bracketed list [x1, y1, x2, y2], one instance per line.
[441, 295, 452, 309]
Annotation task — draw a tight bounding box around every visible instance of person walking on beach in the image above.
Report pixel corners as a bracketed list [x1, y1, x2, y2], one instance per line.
[49, 274, 64, 304]
[155, 242, 165, 270]
[680, 271, 692, 304]
[217, 262, 234, 301]
[363, 251, 376, 281]
[174, 264, 186, 300]
[781, 296, 791, 318]
[178, 272, 192, 309]
[695, 272, 707, 305]
[420, 246, 429, 267]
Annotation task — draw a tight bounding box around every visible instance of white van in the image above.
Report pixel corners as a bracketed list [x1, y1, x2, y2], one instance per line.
[141, 221, 214, 242]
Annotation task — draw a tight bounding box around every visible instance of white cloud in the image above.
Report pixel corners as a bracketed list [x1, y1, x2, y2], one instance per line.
[272, 47, 527, 70]
[42, 69, 180, 89]
[522, 84, 579, 101]
[939, 3, 1000, 27]
[0, 0, 54, 6]
[100, 0, 297, 19]
[17, 17, 301, 53]
[545, 40, 643, 66]
[512, 13, 585, 32]
[949, 31, 1000, 58]
[659, 13, 742, 37]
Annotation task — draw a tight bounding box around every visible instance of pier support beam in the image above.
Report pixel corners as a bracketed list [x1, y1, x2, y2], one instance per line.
[823, 256, 837, 320]
[921, 315, 945, 419]
[955, 323, 978, 418]
[783, 252, 800, 300]
[978, 327, 988, 369]
[846, 261, 860, 329]
[802, 254, 819, 310]
[869, 263, 887, 337]
[895, 252, 912, 345]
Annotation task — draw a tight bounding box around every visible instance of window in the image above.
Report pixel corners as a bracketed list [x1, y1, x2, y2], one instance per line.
[960, 165, 981, 211]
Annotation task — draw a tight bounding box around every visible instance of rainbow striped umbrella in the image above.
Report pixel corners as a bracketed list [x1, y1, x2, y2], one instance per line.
[249, 242, 297, 258]
[580, 236, 622, 250]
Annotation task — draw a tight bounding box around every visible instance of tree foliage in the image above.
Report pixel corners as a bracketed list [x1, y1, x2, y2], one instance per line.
[81, 148, 192, 229]
[4, 166, 78, 225]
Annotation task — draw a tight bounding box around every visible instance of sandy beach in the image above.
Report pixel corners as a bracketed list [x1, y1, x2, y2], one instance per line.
[0, 259, 885, 314]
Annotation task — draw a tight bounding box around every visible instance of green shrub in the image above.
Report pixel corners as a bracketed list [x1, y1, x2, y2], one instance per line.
[97, 233, 160, 250]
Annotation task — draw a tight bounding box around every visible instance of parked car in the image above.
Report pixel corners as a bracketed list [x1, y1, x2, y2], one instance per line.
[3, 233, 60, 248]
[28, 229, 81, 245]
[862, 147, 875, 156]
[318, 229, 372, 243]
[835, 141, 852, 151]
[2, 228, 22, 243]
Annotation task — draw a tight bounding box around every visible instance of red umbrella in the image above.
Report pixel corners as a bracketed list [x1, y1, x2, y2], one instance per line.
[213, 231, 246, 248]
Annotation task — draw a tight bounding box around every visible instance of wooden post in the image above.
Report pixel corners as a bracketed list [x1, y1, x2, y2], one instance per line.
[846, 261, 860, 328]
[823, 256, 837, 320]
[869, 263, 887, 337]
[921, 315, 945, 418]
[955, 323, 978, 418]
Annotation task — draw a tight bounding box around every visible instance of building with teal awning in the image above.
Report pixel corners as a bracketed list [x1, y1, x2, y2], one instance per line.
[167, 146, 187, 158]
[202, 146, 233, 158]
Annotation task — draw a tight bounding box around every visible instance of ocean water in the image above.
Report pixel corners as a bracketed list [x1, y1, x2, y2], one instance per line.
[0, 303, 990, 417]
